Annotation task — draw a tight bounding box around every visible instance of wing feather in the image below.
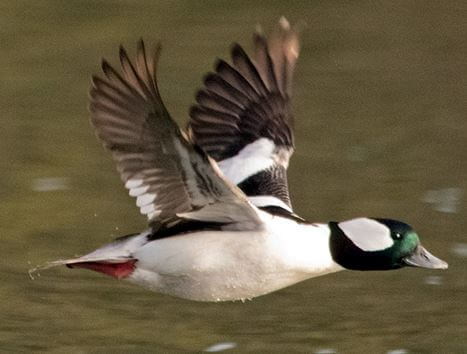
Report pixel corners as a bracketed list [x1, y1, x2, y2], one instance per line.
[90, 40, 261, 229]
[188, 18, 300, 210]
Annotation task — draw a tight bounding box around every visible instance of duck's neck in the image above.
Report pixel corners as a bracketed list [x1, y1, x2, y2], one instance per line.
[264, 215, 344, 277]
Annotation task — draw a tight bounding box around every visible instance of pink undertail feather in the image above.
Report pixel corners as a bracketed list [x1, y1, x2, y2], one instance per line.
[67, 260, 137, 279]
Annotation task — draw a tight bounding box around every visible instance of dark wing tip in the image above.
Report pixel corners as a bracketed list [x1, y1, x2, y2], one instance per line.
[101, 58, 111, 73]
[90, 74, 100, 88]
[136, 38, 145, 57]
[118, 45, 132, 67]
[118, 44, 126, 58]
[203, 72, 218, 85]
[214, 59, 230, 73]
[230, 42, 243, 55]
[188, 104, 199, 115]
[230, 43, 251, 65]
[194, 88, 208, 103]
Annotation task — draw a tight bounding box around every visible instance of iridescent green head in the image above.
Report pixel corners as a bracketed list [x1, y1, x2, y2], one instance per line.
[329, 218, 448, 271]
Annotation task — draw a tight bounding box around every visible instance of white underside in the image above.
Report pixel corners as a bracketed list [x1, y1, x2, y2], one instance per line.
[53, 211, 343, 302]
[126, 212, 343, 301]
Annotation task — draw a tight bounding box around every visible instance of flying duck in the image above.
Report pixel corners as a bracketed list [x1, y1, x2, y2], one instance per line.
[39, 18, 447, 301]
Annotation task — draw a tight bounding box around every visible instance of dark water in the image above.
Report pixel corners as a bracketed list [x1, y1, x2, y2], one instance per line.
[2, 1, 466, 352]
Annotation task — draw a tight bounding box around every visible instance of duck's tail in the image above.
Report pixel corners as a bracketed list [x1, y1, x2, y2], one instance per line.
[29, 231, 150, 280]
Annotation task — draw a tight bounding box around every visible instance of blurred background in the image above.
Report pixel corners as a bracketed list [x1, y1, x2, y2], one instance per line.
[2, 0, 466, 352]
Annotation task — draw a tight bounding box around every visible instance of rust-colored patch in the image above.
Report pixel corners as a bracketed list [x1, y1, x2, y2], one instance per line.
[67, 259, 137, 279]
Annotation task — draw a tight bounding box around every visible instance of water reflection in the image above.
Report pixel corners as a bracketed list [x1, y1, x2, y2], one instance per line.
[422, 187, 463, 214]
[313, 348, 337, 354]
[424, 275, 443, 286]
[451, 243, 467, 258]
[31, 177, 70, 192]
[203, 342, 237, 352]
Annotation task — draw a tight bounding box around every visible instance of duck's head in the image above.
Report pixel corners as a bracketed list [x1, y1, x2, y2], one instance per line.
[329, 218, 448, 271]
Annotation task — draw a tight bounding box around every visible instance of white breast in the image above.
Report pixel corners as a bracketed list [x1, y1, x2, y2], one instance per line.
[129, 214, 343, 301]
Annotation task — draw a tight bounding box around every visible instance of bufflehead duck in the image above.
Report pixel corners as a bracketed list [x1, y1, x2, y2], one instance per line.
[39, 18, 447, 301]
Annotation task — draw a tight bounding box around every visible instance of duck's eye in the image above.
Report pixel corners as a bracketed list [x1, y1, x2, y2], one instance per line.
[395, 232, 402, 239]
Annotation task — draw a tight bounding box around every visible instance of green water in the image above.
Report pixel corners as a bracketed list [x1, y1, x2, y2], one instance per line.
[2, 1, 466, 352]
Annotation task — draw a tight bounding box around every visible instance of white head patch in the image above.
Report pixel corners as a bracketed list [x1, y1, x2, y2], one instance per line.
[338, 218, 394, 251]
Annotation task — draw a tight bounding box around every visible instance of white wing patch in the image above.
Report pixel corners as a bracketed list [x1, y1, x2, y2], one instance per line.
[125, 177, 160, 219]
[125, 178, 144, 190]
[217, 138, 276, 185]
[136, 193, 157, 208]
[338, 218, 394, 252]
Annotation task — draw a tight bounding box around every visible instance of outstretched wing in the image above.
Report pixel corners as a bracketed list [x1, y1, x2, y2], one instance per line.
[89, 40, 261, 230]
[188, 18, 300, 212]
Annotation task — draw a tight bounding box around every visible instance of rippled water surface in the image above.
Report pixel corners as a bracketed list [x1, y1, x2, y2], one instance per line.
[2, 1, 466, 352]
